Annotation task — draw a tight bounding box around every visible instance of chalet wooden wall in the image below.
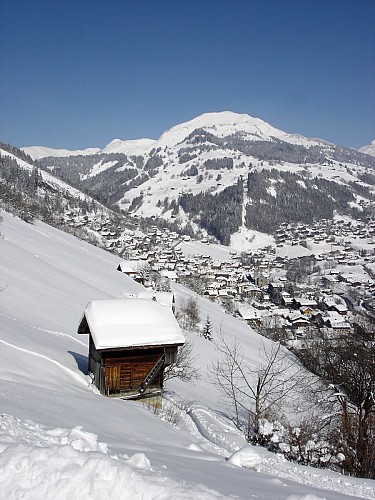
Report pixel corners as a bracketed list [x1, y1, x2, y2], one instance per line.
[87, 338, 169, 397]
[102, 348, 164, 396]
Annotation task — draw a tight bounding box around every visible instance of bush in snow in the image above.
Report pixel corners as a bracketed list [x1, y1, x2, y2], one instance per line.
[226, 445, 262, 470]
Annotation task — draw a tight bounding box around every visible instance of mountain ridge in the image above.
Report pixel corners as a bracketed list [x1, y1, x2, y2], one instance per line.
[359, 138, 375, 157]
[11, 111, 375, 244]
[23, 111, 345, 159]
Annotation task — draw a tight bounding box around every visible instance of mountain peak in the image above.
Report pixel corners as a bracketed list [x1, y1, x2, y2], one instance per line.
[359, 138, 375, 157]
[101, 138, 156, 155]
[154, 110, 326, 149]
[22, 110, 343, 159]
[155, 110, 282, 148]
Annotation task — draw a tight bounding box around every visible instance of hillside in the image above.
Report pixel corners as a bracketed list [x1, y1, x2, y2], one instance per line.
[0, 142, 138, 249]
[29, 111, 375, 245]
[359, 139, 375, 157]
[0, 210, 373, 499]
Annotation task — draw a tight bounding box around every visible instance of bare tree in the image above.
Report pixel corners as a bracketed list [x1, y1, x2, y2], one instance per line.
[164, 341, 200, 384]
[134, 261, 151, 284]
[149, 270, 171, 292]
[178, 297, 201, 331]
[180, 274, 209, 295]
[209, 333, 306, 442]
[299, 332, 375, 478]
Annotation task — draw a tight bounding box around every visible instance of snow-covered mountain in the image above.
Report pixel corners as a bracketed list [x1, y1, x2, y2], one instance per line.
[22, 145, 101, 159]
[359, 138, 375, 157]
[23, 138, 158, 160]
[144, 110, 331, 149]
[101, 138, 157, 155]
[23, 111, 330, 159]
[1, 209, 373, 499]
[23, 111, 375, 243]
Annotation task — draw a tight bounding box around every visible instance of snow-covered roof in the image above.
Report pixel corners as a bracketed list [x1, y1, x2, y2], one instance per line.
[237, 305, 263, 320]
[323, 297, 348, 312]
[117, 260, 142, 273]
[80, 299, 184, 350]
[294, 297, 318, 307]
[137, 291, 175, 309]
[160, 270, 179, 280]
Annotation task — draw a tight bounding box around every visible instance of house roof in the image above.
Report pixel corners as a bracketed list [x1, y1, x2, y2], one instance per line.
[117, 260, 142, 273]
[238, 308, 261, 320]
[78, 298, 184, 350]
[137, 291, 175, 309]
[160, 270, 179, 280]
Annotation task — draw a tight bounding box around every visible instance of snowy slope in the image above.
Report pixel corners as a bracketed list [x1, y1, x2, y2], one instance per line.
[102, 138, 156, 155]
[359, 139, 375, 157]
[21, 111, 375, 245]
[1, 148, 92, 202]
[22, 138, 156, 160]
[0, 212, 374, 499]
[22, 111, 329, 160]
[153, 111, 329, 149]
[22, 145, 101, 159]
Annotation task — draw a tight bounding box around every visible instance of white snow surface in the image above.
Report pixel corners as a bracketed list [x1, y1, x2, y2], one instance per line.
[22, 145, 100, 159]
[80, 159, 119, 180]
[102, 138, 157, 155]
[82, 298, 184, 349]
[231, 226, 275, 252]
[1, 149, 91, 202]
[359, 139, 375, 157]
[22, 138, 156, 159]
[22, 111, 330, 159]
[0, 210, 373, 499]
[147, 111, 329, 149]
[227, 445, 262, 470]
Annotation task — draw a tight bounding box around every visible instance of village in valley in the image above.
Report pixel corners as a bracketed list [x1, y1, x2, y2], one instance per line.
[3, 1, 375, 495]
[61, 207, 375, 347]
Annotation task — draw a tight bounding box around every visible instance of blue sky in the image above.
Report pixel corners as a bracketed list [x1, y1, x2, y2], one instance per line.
[1, 0, 374, 149]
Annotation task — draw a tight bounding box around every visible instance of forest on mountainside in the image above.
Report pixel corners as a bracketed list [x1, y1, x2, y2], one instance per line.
[180, 169, 364, 242]
[179, 180, 243, 245]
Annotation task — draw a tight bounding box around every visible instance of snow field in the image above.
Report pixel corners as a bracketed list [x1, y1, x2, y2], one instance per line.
[0, 211, 374, 499]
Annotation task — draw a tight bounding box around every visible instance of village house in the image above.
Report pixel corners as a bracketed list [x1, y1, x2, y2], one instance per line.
[137, 290, 176, 314]
[160, 269, 179, 282]
[237, 305, 263, 327]
[78, 298, 185, 401]
[281, 291, 293, 307]
[321, 296, 348, 316]
[323, 311, 352, 334]
[292, 297, 318, 311]
[285, 311, 310, 331]
[117, 259, 146, 284]
[240, 283, 262, 300]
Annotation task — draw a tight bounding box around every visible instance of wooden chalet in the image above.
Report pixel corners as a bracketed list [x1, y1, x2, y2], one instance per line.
[78, 298, 185, 400]
[237, 305, 263, 327]
[117, 260, 145, 284]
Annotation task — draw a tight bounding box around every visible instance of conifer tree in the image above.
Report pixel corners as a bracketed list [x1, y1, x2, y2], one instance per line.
[202, 315, 213, 341]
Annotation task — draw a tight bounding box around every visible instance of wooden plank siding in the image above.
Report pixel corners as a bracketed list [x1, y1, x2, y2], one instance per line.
[98, 347, 165, 397]
[89, 336, 102, 375]
[86, 333, 180, 398]
[89, 339, 164, 396]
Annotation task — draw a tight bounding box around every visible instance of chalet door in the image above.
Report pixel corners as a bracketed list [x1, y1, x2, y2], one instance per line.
[105, 366, 121, 395]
